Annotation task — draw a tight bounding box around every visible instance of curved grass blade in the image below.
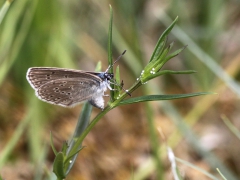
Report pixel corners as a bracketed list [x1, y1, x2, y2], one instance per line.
[217, 168, 227, 180]
[221, 115, 240, 140]
[176, 157, 220, 180]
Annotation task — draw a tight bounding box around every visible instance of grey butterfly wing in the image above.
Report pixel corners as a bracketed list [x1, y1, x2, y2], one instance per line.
[36, 78, 103, 107]
[26, 67, 99, 90]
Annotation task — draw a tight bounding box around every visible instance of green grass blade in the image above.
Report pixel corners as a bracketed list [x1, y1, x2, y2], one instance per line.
[0, 109, 31, 168]
[175, 157, 220, 180]
[108, 5, 113, 68]
[108, 5, 114, 99]
[222, 115, 240, 140]
[0, 0, 12, 25]
[0, 0, 38, 85]
[64, 103, 92, 175]
[217, 168, 227, 180]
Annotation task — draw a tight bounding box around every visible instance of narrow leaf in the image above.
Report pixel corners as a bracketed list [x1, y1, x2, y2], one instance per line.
[154, 42, 175, 69]
[61, 141, 69, 156]
[149, 16, 178, 62]
[119, 92, 214, 105]
[114, 65, 121, 99]
[143, 70, 196, 82]
[157, 70, 197, 75]
[50, 131, 58, 156]
[144, 41, 174, 74]
[108, 5, 113, 67]
[143, 46, 169, 74]
[150, 36, 167, 62]
[53, 152, 65, 179]
[65, 146, 85, 164]
[165, 45, 187, 62]
[115, 65, 121, 85]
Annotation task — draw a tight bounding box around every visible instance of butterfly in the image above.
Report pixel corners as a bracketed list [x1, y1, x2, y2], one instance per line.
[26, 50, 127, 109]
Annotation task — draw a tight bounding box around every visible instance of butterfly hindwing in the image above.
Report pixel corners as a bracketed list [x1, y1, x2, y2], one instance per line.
[36, 78, 104, 107]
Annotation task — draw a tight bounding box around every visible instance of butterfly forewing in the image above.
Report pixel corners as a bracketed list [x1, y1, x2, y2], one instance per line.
[27, 67, 101, 90]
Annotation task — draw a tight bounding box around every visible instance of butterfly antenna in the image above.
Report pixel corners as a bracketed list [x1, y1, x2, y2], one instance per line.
[105, 50, 127, 72]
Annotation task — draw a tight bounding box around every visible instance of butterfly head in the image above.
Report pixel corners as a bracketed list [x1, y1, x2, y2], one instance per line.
[104, 73, 114, 81]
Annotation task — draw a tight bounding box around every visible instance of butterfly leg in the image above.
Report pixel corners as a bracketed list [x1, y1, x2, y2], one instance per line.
[109, 80, 131, 96]
[108, 81, 119, 91]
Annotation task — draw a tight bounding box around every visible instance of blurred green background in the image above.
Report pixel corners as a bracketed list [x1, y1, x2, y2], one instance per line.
[0, 0, 240, 179]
